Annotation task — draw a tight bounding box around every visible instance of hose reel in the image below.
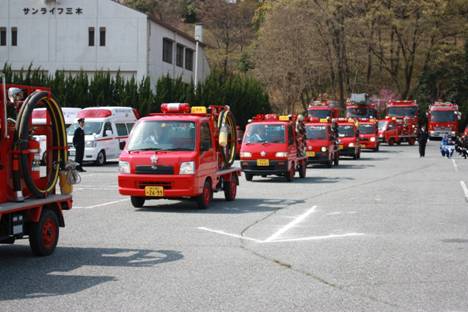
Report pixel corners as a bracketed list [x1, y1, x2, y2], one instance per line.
[216, 106, 237, 168]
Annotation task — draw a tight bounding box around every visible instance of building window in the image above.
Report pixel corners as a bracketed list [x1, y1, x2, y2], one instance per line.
[0, 28, 6, 46]
[185, 48, 194, 71]
[11, 27, 17, 46]
[99, 27, 106, 46]
[176, 44, 184, 68]
[88, 27, 95, 46]
[163, 38, 173, 64]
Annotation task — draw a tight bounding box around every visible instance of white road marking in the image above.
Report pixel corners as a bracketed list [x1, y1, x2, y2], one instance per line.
[74, 199, 128, 209]
[264, 206, 317, 242]
[326, 212, 342, 216]
[460, 181, 468, 202]
[452, 159, 458, 172]
[197, 227, 263, 243]
[268, 233, 365, 243]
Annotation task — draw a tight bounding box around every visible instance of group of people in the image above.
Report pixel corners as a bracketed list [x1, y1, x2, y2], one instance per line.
[417, 126, 468, 159]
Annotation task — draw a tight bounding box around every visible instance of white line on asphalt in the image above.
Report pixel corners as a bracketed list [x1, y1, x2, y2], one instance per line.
[267, 233, 365, 243]
[452, 159, 458, 172]
[264, 206, 317, 242]
[74, 199, 128, 209]
[460, 181, 468, 202]
[197, 227, 263, 243]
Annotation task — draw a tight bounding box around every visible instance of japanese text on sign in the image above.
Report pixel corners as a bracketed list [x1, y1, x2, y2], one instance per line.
[23, 8, 84, 15]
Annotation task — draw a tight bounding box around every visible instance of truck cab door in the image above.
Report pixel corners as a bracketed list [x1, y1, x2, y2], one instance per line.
[199, 122, 216, 181]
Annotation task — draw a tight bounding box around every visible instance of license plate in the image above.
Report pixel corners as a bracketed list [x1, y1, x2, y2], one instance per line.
[339, 145, 343, 150]
[257, 159, 269, 166]
[144, 186, 164, 197]
[306, 151, 315, 157]
[361, 144, 366, 148]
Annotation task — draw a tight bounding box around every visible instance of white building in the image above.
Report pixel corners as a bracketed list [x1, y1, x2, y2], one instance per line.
[0, 0, 210, 86]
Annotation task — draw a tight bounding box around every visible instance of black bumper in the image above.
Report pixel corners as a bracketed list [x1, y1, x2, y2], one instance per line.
[307, 152, 329, 163]
[241, 160, 288, 175]
[340, 148, 356, 157]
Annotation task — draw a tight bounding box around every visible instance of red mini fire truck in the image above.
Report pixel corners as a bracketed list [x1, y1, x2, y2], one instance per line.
[307, 99, 341, 120]
[336, 118, 361, 159]
[427, 102, 461, 139]
[0, 76, 73, 256]
[304, 118, 339, 167]
[346, 93, 378, 119]
[118, 103, 241, 209]
[240, 114, 307, 182]
[385, 100, 418, 145]
[358, 118, 379, 151]
[378, 118, 400, 145]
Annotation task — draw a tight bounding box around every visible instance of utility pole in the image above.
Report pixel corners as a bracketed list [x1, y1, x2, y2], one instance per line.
[194, 24, 203, 93]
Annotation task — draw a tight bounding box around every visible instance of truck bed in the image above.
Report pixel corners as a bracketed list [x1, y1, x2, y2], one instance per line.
[0, 194, 72, 214]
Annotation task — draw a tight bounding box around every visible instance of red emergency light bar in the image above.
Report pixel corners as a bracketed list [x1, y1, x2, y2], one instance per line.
[388, 100, 417, 106]
[78, 109, 112, 118]
[161, 103, 191, 114]
[251, 114, 295, 122]
[430, 102, 458, 110]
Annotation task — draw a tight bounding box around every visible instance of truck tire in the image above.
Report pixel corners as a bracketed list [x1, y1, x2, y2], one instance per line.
[196, 180, 213, 209]
[396, 140, 401, 145]
[96, 150, 106, 166]
[388, 138, 395, 146]
[131, 196, 145, 208]
[299, 162, 306, 178]
[29, 209, 59, 257]
[245, 173, 253, 182]
[224, 175, 238, 201]
[285, 164, 295, 182]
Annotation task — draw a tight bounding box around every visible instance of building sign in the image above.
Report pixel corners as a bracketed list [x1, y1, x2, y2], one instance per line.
[23, 7, 84, 15]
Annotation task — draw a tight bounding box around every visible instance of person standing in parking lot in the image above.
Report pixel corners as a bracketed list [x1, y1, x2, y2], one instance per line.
[417, 126, 428, 157]
[73, 118, 86, 172]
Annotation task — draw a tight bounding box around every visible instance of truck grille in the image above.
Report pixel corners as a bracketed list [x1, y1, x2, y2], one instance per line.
[135, 166, 174, 175]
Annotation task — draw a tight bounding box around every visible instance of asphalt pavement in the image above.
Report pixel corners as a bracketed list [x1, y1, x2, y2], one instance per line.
[1, 142, 467, 312]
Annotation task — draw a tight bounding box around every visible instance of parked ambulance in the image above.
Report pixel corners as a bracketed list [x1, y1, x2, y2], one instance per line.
[67, 107, 138, 165]
[32, 107, 82, 163]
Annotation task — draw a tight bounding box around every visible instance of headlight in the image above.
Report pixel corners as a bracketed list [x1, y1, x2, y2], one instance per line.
[86, 140, 96, 148]
[180, 161, 195, 175]
[321, 147, 327, 152]
[119, 161, 130, 174]
[370, 137, 376, 142]
[451, 131, 456, 135]
[349, 143, 355, 148]
[275, 152, 288, 158]
[240, 151, 252, 158]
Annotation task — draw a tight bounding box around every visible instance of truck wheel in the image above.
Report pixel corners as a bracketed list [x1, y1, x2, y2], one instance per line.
[245, 173, 253, 182]
[131, 196, 145, 208]
[224, 175, 238, 201]
[396, 140, 401, 145]
[196, 180, 213, 209]
[299, 162, 306, 178]
[95, 150, 106, 166]
[29, 209, 59, 257]
[285, 164, 295, 182]
[388, 138, 395, 146]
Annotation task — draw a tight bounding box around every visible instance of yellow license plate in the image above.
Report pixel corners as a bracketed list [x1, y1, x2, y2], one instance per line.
[144, 186, 164, 197]
[361, 144, 366, 148]
[339, 145, 344, 150]
[257, 159, 270, 166]
[307, 151, 316, 157]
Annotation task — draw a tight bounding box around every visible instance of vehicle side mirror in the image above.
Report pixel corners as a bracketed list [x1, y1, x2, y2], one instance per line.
[105, 130, 113, 137]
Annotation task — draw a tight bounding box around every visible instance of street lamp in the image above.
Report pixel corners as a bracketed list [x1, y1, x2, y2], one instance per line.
[194, 24, 203, 92]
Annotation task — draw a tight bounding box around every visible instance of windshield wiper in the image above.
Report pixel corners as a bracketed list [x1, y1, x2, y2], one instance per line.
[129, 147, 162, 151]
[164, 148, 193, 151]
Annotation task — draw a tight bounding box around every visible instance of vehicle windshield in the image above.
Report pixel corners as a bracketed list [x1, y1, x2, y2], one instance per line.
[306, 125, 327, 140]
[67, 122, 103, 136]
[387, 106, 417, 117]
[307, 109, 331, 119]
[431, 111, 455, 122]
[346, 107, 376, 118]
[245, 124, 285, 144]
[359, 124, 376, 134]
[378, 121, 388, 131]
[338, 125, 355, 137]
[127, 121, 196, 151]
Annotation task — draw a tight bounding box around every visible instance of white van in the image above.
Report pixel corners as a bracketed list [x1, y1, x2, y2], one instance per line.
[67, 107, 138, 165]
[32, 107, 82, 163]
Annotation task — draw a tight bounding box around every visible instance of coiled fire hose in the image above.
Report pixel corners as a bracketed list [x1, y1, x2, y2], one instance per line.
[13, 91, 69, 198]
[217, 106, 237, 168]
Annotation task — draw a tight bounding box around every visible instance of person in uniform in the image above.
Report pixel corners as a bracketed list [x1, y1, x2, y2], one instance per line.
[417, 126, 428, 157]
[73, 118, 86, 172]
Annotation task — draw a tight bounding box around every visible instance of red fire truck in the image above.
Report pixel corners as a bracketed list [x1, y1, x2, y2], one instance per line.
[385, 100, 418, 145]
[427, 102, 461, 139]
[346, 93, 378, 119]
[304, 118, 339, 167]
[336, 118, 361, 159]
[240, 114, 307, 182]
[118, 103, 241, 209]
[358, 118, 379, 151]
[0, 77, 73, 256]
[378, 118, 400, 145]
[307, 100, 341, 120]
